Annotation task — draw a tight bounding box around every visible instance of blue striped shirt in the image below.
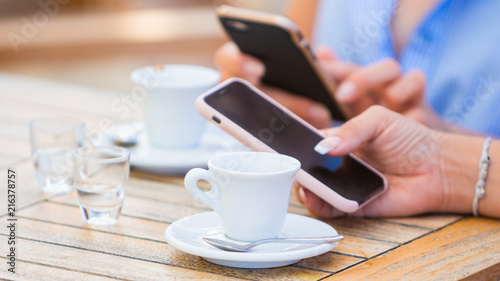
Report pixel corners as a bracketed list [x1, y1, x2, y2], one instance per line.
[314, 0, 500, 136]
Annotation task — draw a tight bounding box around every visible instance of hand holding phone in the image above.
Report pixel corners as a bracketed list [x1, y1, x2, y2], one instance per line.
[196, 78, 387, 213]
[217, 5, 348, 122]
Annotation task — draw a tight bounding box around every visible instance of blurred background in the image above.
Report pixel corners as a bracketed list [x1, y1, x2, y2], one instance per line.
[0, 0, 290, 92]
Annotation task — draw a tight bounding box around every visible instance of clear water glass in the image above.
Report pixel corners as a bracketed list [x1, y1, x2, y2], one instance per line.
[73, 146, 130, 226]
[29, 116, 85, 194]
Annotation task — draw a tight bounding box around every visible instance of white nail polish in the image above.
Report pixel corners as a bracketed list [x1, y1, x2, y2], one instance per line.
[244, 61, 264, 76]
[314, 136, 342, 155]
[314, 143, 333, 155]
[298, 187, 307, 203]
[308, 106, 329, 119]
[337, 82, 356, 101]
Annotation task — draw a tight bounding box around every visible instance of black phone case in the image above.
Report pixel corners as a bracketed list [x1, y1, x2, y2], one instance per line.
[219, 17, 347, 121]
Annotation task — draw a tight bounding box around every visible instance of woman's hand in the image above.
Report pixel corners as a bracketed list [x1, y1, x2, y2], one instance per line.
[215, 42, 458, 132]
[214, 42, 351, 129]
[320, 51, 455, 131]
[297, 105, 448, 218]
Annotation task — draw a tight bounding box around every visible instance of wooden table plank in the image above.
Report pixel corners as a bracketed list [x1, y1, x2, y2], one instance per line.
[0, 155, 25, 170]
[462, 263, 500, 281]
[295, 252, 364, 273]
[327, 217, 500, 280]
[0, 117, 27, 141]
[324, 217, 431, 244]
[0, 163, 52, 217]
[380, 214, 464, 230]
[0, 258, 119, 281]
[333, 235, 398, 259]
[50, 191, 212, 223]
[0, 138, 30, 159]
[17, 201, 169, 242]
[0, 235, 246, 281]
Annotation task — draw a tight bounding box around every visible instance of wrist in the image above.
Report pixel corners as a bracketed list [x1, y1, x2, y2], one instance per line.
[439, 133, 482, 214]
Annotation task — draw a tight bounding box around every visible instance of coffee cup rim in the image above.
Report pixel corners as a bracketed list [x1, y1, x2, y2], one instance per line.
[131, 64, 220, 89]
[207, 151, 301, 176]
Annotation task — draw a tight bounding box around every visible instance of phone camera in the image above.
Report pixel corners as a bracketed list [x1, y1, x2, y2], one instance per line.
[212, 116, 222, 124]
[225, 20, 248, 32]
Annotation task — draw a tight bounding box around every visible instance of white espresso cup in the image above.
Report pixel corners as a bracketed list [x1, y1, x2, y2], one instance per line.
[184, 152, 301, 241]
[131, 64, 220, 148]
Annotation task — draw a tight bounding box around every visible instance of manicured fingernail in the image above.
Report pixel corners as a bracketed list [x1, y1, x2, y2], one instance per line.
[337, 82, 356, 101]
[308, 106, 330, 120]
[316, 45, 337, 60]
[314, 136, 342, 155]
[298, 187, 307, 203]
[243, 60, 264, 76]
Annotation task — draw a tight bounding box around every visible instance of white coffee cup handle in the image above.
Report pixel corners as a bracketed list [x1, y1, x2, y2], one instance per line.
[184, 168, 221, 214]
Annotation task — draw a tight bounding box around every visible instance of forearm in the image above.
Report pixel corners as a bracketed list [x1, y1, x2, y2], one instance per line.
[440, 133, 500, 218]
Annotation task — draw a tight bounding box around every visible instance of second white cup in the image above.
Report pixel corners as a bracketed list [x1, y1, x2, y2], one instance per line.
[131, 64, 220, 149]
[184, 152, 301, 241]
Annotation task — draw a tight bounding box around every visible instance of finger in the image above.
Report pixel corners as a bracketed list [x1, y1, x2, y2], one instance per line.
[320, 60, 359, 82]
[331, 59, 401, 116]
[384, 70, 426, 112]
[335, 81, 377, 116]
[336, 58, 401, 104]
[314, 105, 397, 156]
[263, 86, 332, 129]
[315, 45, 359, 83]
[315, 45, 337, 61]
[298, 186, 346, 218]
[351, 177, 437, 217]
[350, 186, 408, 217]
[214, 42, 265, 84]
[293, 183, 303, 204]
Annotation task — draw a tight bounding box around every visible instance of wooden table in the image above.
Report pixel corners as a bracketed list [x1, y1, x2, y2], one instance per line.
[1, 73, 499, 280]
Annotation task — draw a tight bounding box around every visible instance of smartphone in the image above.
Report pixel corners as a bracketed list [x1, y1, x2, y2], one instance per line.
[217, 5, 348, 122]
[196, 78, 387, 213]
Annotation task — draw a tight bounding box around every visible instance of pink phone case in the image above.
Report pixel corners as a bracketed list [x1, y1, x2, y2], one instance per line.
[195, 78, 388, 213]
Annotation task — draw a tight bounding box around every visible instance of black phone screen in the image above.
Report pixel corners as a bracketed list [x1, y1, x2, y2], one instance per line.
[219, 16, 346, 121]
[205, 81, 384, 205]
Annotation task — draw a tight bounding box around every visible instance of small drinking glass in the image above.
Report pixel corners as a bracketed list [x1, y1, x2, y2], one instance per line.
[73, 146, 130, 226]
[29, 116, 85, 194]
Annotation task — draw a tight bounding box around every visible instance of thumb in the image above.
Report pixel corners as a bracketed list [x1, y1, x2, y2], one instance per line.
[214, 42, 265, 85]
[315, 45, 337, 61]
[314, 106, 395, 156]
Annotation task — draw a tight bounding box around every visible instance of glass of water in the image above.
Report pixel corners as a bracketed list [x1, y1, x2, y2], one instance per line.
[29, 116, 85, 194]
[73, 146, 130, 226]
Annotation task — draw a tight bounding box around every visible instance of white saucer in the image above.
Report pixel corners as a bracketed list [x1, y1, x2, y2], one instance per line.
[129, 124, 247, 174]
[165, 212, 339, 268]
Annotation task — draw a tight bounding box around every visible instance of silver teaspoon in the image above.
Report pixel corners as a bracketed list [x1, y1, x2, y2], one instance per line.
[106, 122, 144, 147]
[202, 235, 344, 252]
